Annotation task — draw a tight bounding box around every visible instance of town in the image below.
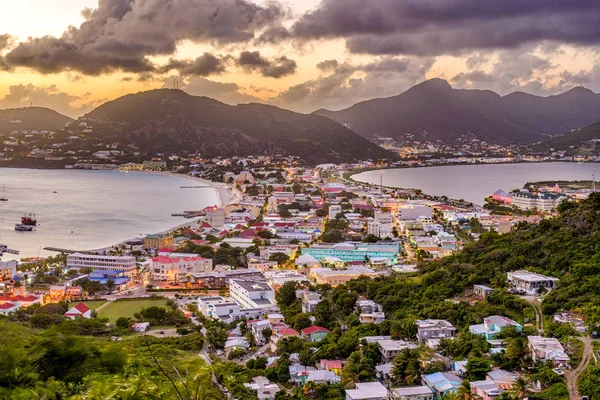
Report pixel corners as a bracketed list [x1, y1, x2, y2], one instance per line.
[1, 158, 597, 400]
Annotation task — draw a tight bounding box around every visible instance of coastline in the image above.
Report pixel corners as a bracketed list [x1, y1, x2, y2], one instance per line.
[43, 171, 241, 256]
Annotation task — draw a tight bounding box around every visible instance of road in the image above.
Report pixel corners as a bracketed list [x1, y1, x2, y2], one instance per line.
[565, 336, 594, 400]
[520, 295, 543, 332]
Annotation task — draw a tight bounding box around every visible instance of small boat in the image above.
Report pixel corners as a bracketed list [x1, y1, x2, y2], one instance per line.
[15, 224, 34, 232]
[0, 244, 7, 252]
[21, 213, 37, 226]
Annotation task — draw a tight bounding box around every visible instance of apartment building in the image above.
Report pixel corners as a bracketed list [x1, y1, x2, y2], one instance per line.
[229, 279, 275, 309]
[67, 253, 137, 275]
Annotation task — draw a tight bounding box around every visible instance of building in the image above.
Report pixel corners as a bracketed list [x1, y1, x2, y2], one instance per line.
[416, 319, 457, 347]
[360, 312, 386, 324]
[390, 386, 434, 400]
[305, 370, 341, 384]
[553, 312, 587, 333]
[470, 380, 503, 400]
[473, 284, 494, 298]
[302, 242, 400, 263]
[144, 234, 174, 250]
[301, 291, 322, 313]
[318, 360, 343, 376]
[329, 205, 342, 219]
[310, 266, 379, 287]
[64, 302, 92, 319]
[470, 316, 523, 340]
[377, 339, 418, 363]
[346, 382, 388, 400]
[67, 253, 137, 275]
[421, 372, 463, 397]
[271, 327, 299, 352]
[507, 270, 559, 295]
[131, 322, 150, 332]
[151, 256, 213, 281]
[512, 190, 568, 211]
[244, 376, 279, 400]
[301, 326, 330, 342]
[528, 336, 570, 367]
[356, 299, 383, 314]
[88, 270, 130, 287]
[486, 370, 518, 389]
[0, 260, 17, 279]
[229, 279, 275, 309]
[398, 204, 432, 221]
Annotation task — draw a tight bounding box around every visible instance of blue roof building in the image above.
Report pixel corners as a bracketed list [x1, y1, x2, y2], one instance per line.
[421, 372, 463, 396]
[89, 270, 130, 286]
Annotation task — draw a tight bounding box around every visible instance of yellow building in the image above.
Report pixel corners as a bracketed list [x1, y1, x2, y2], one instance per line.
[144, 234, 174, 249]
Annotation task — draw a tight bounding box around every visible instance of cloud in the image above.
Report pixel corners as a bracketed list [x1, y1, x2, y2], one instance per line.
[236, 51, 297, 78]
[0, 34, 12, 50]
[161, 53, 229, 76]
[0, 0, 286, 75]
[275, 56, 434, 112]
[0, 84, 102, 117]
[290, 0, 600, 56]
[161, 76, 263, 104]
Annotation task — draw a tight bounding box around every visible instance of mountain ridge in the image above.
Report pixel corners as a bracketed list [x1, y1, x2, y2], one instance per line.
[0, 107, 73, 135]
[76, 89, 396, 164]
[313, 79, 600, 143]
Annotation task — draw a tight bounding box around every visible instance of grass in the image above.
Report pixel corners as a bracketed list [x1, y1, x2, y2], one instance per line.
[98, 298, 170, 322]
[81, 300, 107, 311]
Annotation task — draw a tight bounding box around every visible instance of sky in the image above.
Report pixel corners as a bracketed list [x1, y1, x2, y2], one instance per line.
[1, 0, 600, 117]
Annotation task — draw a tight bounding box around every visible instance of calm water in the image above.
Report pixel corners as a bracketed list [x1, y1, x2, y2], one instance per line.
[353, 162, 600, 205]
[0, 169, 219, 260]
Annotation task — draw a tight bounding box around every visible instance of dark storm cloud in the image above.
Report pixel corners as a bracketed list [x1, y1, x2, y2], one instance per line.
[316, 60, 339, 72]
[161, 53, 229, 77]
[1, 0, 286, 75]
[237, 51, 297, 78]
[291, 0, 600, 55]
[0, 34, 12, 50]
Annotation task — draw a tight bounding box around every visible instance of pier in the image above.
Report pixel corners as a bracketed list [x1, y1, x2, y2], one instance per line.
[43, 247, 78, 254]
[180, 185, 211, 189]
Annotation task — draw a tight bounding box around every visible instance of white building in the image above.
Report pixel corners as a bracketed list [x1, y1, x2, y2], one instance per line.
[151, 256, 213, 281]
[0, 260, 17, 278]
[67, 253, 137, 275]
[507, 270, 559, 295]
[329, 205, 342, 219]
[346, 382, 388, 400]
[528, 336, 570, 367]
[229, 279, 276, 309]
[390, 386, 434, 400]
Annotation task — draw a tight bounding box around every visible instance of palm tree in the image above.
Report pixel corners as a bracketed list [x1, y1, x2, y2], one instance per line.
[456, 380, 475, 400]
[509, 376, 531, 400]
[392, 347, 421, 385]
[506, 338, 530, 369]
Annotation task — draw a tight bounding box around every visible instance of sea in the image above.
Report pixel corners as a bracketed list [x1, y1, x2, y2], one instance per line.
[0, 169, 220, 260]
[352, 162, 600, 205]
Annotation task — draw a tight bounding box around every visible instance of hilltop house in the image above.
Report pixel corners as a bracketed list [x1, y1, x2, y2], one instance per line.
[470, 316, 522, 340]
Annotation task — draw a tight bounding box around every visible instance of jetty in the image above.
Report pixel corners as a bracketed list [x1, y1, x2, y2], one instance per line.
[180, 185, 211, 189]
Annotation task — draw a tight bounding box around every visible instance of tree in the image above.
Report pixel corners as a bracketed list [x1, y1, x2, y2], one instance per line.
[116, 317, 131, 329]
[341, 351, 371, 387]
[262, 327, 273, 343]
[456, 380, 475, 400]
[293, 314, 312, 331]
[509, 376, 531, 400]
[275, 282, 299, 309]
[105, 279, 116, 293]
[392, 348, 421, 386]
[269, 252, 290, 265]
[466, 356, 491, 380]
[506, 337, 529, 369]
[206, 326, 228, 349]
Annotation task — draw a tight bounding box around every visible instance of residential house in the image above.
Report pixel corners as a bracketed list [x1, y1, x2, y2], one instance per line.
[421, 372, 463, 397]
[250, 319, 272, 345]
[528, 336, 570, 367]
[360, 312, 386, 324]
[377, 339, 418, 363]
[486, 370, 518, 390]
[131, 322, 150, 332]
[301, 291, 322, 313]
[271, 327, 299, 352]
[553, 312, 587, 333]
[301, 326, 330, 342]
[473, 285, 494, 299]
[305, 370, 341, 384]
[0, 302, 18, 315]
[346, 382, 389, 400]
[470, 380, 503, 400]
[375, 363, 393, 386]
[244, 376, 279, 400]
[507, 270, 559, 295]
[469, 316, 522, 340]
[224, 337, 250, 356]
[416, 319, 457, 347]
[389, 386, 434, 400]
[64, 302, 92, 319]
[288, 363, 316, 385]
[318, 360, 343, 376]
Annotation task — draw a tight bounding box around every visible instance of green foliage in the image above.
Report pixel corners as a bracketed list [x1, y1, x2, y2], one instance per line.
[206, 326, 228, 349]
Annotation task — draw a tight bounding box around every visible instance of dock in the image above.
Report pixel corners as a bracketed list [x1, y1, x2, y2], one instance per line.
[180, 185, 211, 189]
[43, 247, 78, 254]
[4, 249, 19, 254]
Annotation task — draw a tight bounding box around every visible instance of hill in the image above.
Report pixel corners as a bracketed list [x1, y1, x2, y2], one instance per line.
[314, 79, 600, 144]
[0, 107, 73, 135]
[533, 122, 600, 154]
[78, 89, 395, 164]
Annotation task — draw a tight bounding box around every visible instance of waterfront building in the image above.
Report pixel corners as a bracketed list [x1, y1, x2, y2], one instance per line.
[512, 190, 569, 211]
[0, 260, 17, 279]
[144, 234, 173, 250]
[67, 253, 137, 275]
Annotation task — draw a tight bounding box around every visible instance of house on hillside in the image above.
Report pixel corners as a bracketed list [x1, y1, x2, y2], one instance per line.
[301, 326, 330, 342]
[64, 302, 92, 319]
[469, 316, 522, 340]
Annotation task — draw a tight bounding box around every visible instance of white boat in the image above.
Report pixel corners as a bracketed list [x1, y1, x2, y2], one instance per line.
[15, 224, 34, 232]
[0, 244, 7, 251]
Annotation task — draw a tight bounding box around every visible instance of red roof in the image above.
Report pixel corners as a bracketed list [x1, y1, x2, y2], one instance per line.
[0, 302, 17, 309]
[72, 302, 91, 314]
[158, 248, 173, 253]
[301, 326, 330, 335]
[320, 360, 343, 369]
[234, 224, 246, 230]
[190, 239, 209, 245]
[200, 222, 212, 228]
[278, 328, 299, 336]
